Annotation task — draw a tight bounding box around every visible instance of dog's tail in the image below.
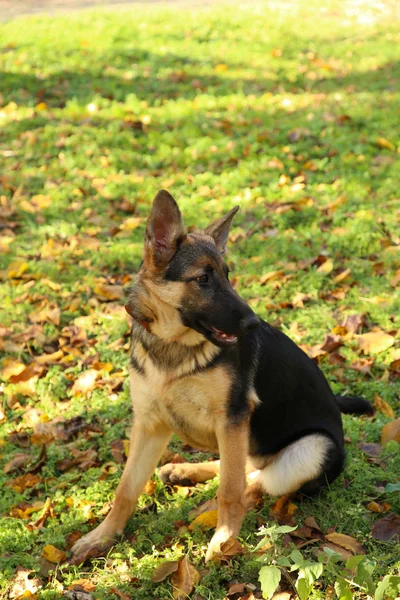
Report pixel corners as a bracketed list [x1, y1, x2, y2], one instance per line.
[335, 395, 374, 415]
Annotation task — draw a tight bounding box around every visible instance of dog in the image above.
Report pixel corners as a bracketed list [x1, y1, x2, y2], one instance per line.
[72, 190, 372, 562]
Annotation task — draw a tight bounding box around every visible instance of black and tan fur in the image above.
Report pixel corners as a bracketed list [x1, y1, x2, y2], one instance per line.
[72, 190, 372, 562]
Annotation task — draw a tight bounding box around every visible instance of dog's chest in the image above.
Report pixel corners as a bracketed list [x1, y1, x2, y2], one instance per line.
[130, 362, 231, 451]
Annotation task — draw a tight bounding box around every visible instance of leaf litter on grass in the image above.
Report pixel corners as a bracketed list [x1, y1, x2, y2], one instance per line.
[0, 0, 400, 598]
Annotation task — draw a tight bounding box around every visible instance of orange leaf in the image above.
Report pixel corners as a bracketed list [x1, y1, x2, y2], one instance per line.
[10, 473, 41, 493]
[324, 532, 365, 555]
[188, 509, 218, 530]
[144, 480, 157, 495]
[1, 359, 26, 380]
[212, 537, 243, 562]
[381, 418, 400, 444]
[29, 307, 60, 326]
[93, 283, 125, 301]
[171, 555, 200, 600]
[374, 393, 395, 419]
[42, 544, 66, 564]
[271, 495, 298, 525]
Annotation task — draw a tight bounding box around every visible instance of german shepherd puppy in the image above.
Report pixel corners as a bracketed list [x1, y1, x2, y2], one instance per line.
[72, 190, 372, 562]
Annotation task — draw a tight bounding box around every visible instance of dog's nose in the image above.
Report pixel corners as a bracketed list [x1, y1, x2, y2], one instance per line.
[239, 314, 259, 333]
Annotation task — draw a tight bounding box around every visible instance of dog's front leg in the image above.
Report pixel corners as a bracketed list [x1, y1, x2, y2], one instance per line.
[72, 420, 172, 560]
[205, 421, 248, 562]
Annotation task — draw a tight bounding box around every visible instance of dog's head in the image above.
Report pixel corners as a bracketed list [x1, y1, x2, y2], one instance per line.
[128, 190, 259, 347]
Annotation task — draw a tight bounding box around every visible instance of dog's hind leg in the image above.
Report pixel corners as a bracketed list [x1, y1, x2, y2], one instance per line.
[252, 433, 343, 497]
[158, 460, 220, 486]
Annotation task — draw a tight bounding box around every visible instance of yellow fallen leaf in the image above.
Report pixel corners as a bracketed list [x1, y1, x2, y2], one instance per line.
[7, 260, 28, 279]
[42, 544, 66, 564]
[93, 283, 125, 301]
[215, 63, 228, 72]
[259, 270, 284, 285]
[29, 307, 60, 326]
[189, 509, 218, 530]
[119, 217, 143, 231]
[356, 330, 394, 354]
[317, 258, 334, 274]
[1, 359, 26, 380]
[381, 418, 400, 444]
[333, 268, 351, 284]
[376, 137, 395, 151]
[374, 393, 395, 419]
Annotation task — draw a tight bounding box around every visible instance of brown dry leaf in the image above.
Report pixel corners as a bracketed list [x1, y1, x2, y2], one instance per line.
[358, 443, 382, 458]
[4, 453, 32, 474]
[188, 509, 219, 531]
[171, 555, 200, 600]
[227, 582, 247, 596]
[94, 283, 125, 301]
[9, 363, 45, 383]
[110, 587, 130, 600]
[110, 439, 127, 464]
[9, 566, 42, 599]
[349, 358, 373, 374]
[29, 306, 60, 326]
[374, 393, 395, 418]
[321, 542, 353, 560]
[366, 501, 390, 513]
[324, 532, 365, 555]
[69, 580, 96, 593]
[271, 495, 298, 525]
[321, 334, 343, 353]
[343, 313, 364, 335]
[213, 537, 243, 562]
[381, 418, 400, 444]
[271, 594, 292, 600]
[10, 473, 41, 493]
[152, 560, 179, 582]
[42, 544, 67, 564]
[71, 369, 100, 396]
[356, 330, 394, 355]
[371, 513, 400, 541]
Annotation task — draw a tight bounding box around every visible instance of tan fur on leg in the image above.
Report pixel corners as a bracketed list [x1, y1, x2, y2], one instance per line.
[72, 421, 172, 560]
[158, 460, 220, 485]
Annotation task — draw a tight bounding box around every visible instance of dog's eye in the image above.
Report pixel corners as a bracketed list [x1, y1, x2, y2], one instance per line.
[196, 274, 209, 284]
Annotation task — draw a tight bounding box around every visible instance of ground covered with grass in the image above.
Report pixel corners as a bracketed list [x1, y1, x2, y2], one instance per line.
[0, 1, 400, 598]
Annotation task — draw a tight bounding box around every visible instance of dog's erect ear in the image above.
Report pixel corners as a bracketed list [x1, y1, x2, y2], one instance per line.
[145, 190, 185, 267]
[204, 206, 239, 254]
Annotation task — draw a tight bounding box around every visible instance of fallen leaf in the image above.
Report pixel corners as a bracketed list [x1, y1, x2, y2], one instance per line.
[9, 566, 42, 599]
[189, 498, 218, 519]
[152, 560, 179, 582]
[321, 542, 353, 560]
[10, 473, 41, 493]
[10, 500, 46, 519]
[171, 555, 200, 600]
[42, 544, 67, 564]
[356, 330, 394, 355]
[110, 587, 131, 600]
[69, 580, 96, 593]
[227, 582, 247, 596]
[259, 270, 284, 285]
[366, 501, 390, 513]
[381, 418, 400, 444]
[376, 137, 395, 151]
[1, 358, 26, 380]
[270, 495, 298, 525]
[292, 292, 311, 309]
[358, 442, 382, 457]
[317, 258, 334, 274]
[9, 363, 45, 383]
[144, 479, 157, 495]
[4, 453, 32, 473]
[71, 369, 100, 396]
[93, 283, 125, 301]
[28, 497, 53, 530]
[374, 394, 395, 419]
[189, 510, 219, 530]
[212, 537, 243, 562]
[29, 306, 60, 326]
[324, 532, 365, 555]
[371, 513, 400, 542]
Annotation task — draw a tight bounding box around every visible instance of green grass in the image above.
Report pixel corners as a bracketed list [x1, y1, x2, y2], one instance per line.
[0, 1, 399, 598]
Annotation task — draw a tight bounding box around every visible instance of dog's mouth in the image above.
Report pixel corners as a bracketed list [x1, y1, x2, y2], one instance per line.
[198, 321, 238, 346]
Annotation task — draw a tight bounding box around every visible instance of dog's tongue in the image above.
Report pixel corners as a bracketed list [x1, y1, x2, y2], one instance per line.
[212, 326, 237, 343]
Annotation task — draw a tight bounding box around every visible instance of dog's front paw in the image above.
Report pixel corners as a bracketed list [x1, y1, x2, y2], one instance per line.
[70, 524, 119, 564]
[205, 527, 233, 562]
[158, 463, 194, 486]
